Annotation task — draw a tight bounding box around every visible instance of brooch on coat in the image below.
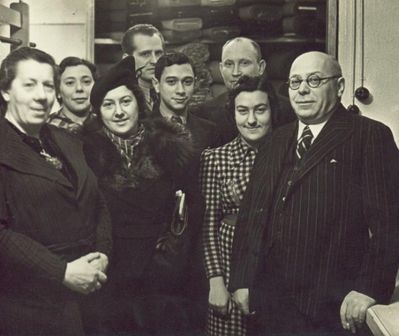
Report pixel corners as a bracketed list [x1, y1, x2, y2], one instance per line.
[40, 149, 63, 170]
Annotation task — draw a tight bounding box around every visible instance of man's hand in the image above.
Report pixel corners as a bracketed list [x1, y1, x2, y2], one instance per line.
[232, 288, 251, 315]
[89, 252, 109, 273]
[340, 290, 376, 333]
[63, 252, 107, 295]
[209, 277, 231, 316]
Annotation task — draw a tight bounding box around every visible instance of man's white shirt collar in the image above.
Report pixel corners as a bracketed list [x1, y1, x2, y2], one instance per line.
[297, 120, 329, 144]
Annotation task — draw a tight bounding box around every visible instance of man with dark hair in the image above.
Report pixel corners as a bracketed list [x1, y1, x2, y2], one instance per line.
[153, 52, 220, 152]
[121, 24, 164, 112]
[152, 52, 220, 333]
[230, 51, 399, 335]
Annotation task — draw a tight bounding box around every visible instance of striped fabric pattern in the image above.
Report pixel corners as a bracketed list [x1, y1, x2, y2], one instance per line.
[296, 125, 313, 159]
[230, 104, 399, 321]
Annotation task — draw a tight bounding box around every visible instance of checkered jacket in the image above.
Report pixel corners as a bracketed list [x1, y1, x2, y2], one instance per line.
[200, 136, 257, 279]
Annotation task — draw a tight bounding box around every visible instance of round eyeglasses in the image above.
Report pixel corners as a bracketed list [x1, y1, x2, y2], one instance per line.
[287, 74, 342, 90]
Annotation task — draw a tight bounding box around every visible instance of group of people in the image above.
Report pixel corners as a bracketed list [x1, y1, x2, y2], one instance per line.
[0, 22, 398, 336]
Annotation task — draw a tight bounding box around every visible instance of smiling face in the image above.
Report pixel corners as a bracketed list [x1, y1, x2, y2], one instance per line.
[131, 33, 164, 83]
[235, 90, 272, 146]
[154, 63, 195, 115]
[220, 39, 266, 90]
[100, 85, 139, 137]
[288, 52, 345, 124]
[59, 64, 94, 116]
[2, 59, 56, 131]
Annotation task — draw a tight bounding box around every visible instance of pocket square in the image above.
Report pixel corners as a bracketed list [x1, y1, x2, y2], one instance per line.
[330, 159, 338, 164]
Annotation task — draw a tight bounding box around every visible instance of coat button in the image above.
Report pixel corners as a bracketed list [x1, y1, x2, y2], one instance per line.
[287, 180, 292, 186]
[282, 196, 286, 202]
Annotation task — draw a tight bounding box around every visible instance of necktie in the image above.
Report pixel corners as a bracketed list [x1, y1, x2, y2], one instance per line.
[296, 125, 313, 159]
[171, 116, 183, 124]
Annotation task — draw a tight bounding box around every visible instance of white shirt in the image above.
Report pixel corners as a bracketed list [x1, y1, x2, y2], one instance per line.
[297, 119, 329, 144]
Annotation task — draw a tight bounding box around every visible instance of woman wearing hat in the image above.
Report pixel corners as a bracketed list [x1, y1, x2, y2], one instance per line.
[83, 56, 195, 334]
[0, 47, 111, 335]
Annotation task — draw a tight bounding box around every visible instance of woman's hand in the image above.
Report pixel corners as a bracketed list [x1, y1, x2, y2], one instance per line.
[63, 252, 107, 295]
[232, 288, 251, 315]
[88, 252, 109, 273]
[209, 276, 232, 316]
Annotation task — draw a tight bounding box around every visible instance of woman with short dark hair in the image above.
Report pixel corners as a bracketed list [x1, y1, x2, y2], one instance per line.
[0, 47, 111, 335]
[200, 75, 282, 336]
[48, 56, 97, 134]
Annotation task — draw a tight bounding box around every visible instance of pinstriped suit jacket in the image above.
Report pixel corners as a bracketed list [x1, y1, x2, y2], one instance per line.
[230, 104, 399, 319]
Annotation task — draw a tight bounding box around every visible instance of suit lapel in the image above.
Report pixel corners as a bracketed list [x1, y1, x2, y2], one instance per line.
[254, 123, 297, 218]
[0, 121, 73, 189]
[293, 104, 354, 184]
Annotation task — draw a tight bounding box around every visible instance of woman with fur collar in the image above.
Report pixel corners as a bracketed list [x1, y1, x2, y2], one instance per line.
[83, 56, 194, 335]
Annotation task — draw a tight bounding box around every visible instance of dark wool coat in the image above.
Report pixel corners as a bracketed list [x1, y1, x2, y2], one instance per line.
[0, 119, 111, 335]
[230, 104, 399, 332]
[83, 118, 206, 332]
[83, 118, 197, 284]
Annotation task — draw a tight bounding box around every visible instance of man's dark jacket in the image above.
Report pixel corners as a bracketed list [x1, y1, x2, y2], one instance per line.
[230, 104, 399, 326]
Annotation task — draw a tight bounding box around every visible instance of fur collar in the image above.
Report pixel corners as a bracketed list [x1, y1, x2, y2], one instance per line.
[83, 117, 194, 189]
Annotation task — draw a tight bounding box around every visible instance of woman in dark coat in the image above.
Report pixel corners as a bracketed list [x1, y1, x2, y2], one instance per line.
[83, 56, 195, 335]
[0, 47, 112, 336]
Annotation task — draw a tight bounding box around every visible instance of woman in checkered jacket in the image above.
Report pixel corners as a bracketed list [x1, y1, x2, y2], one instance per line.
[200, 75, 283, 336]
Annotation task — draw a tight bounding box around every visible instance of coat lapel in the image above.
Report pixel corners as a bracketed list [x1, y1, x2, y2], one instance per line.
[0, 121, 73, 189]
[293, 104, 354, 184]
[253, 122, 297, 219]
[50, 126, 89, 197]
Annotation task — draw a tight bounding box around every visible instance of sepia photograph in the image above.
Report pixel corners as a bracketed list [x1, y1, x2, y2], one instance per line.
[0, 0, 398, 335]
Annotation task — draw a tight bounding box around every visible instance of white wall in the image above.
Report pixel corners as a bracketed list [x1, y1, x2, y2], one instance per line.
[0, 0, 94, 63]
[338, 0, 399, 145]
[0, 0, 13, 60]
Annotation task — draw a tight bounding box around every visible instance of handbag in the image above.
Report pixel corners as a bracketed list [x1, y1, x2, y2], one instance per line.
[152, 190, 191, 281]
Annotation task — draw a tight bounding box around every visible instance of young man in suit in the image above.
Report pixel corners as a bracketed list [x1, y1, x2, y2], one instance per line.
[229, 51, 399, 335]
[152, 52, 220, 333]
[152, 52, 220, 152]
[121, 24, 164, 112]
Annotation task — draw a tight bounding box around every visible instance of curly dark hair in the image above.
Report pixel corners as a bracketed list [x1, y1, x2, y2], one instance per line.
[59, 57, 97, 79]
[226, 75, 283, 129]
[154, 52, 196, 80]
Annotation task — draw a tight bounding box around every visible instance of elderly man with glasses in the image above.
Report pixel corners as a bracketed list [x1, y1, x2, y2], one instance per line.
[229, 51, 399, 335]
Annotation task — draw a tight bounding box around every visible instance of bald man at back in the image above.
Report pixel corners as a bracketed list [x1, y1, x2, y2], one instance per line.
[229, 51, 399, 335]
[196, 37, 267, 144]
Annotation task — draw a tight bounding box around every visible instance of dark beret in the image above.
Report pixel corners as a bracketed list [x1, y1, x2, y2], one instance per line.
[90, 56, 138, 110]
